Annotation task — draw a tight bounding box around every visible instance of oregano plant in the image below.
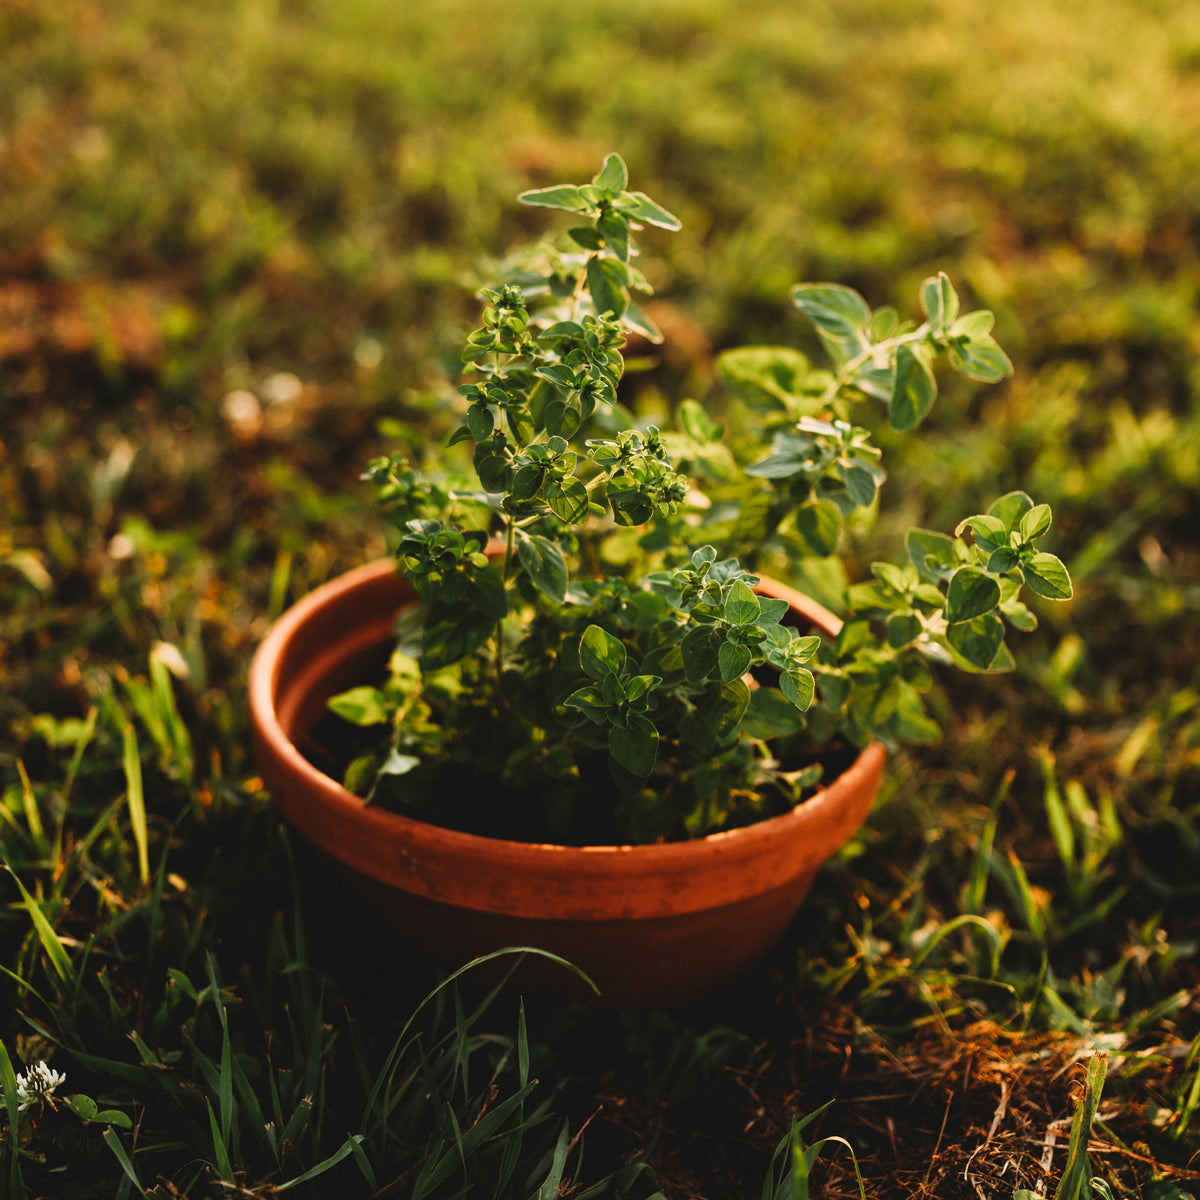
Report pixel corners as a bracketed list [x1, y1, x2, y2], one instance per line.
[328, 154, 1072, 845]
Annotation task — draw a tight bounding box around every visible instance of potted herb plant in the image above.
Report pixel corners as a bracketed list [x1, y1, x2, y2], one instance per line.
[248, 155, 1072, 1004]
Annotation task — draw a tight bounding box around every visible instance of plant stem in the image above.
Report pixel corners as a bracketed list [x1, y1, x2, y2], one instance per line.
[820, 325, 932, 406]
[495, 518, 517, 684]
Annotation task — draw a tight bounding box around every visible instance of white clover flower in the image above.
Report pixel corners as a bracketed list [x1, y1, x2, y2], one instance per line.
[15, 1061, 67, 1111]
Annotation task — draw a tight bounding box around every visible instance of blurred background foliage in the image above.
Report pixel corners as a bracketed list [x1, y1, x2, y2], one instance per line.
[5, 0, 1199, 778]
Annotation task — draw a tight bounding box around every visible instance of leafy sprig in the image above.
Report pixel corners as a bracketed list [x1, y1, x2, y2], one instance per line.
[332, 154, 1073, 843]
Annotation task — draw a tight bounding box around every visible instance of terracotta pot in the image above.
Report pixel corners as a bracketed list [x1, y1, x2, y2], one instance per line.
[248, 559, 886, 1005]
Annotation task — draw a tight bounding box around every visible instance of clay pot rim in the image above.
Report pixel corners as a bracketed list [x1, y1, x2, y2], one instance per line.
[248, 558, 886, 871]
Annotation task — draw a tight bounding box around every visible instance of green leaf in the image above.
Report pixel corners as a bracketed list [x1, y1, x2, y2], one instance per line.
[887, 612, 922, 648]
[66, 1093, 99, 1121]
[564, 684, 608, 722]
[789, 634, 821, 662]
[946, 566, 1002, 624]
[743, 688, 809, 739]
[716, 345, 813, 408]
[791, 283, 871, 344]
[516, 533, 568, 602]
[907, 527, 959, 581]
[988, 490, 1034, 531]
[697, 678, 751, 742]
[889, 344, 937, 430]
[568, 225, 604, 250]
[327, 686, 390, 727]
[745, 440, 813, 480]
[466, 403, 494, 441]
[681, 624, 723, 682]
[679, 397, 723, 442]
[624, 296, 664, 342]
[1019, 503, 1053, 542]
[537, 363, 579, 389]
[1000, 596, 1038, 632]
[586, 254, 628, 318]
[1021, 552, 1073, 600]
[597, 210, 630, 261]
[625, 674, 660, 703]
[725, 579, 761, 626]
[473, 441, 512, 493]
[544, 476, 589, 524]
[66, 1094, 133, 1129]
[950, 310, 995, 340]
[616, 190, 682, 230]
[517, 184, 593, 213]
[593, 152, 628, 194]
[946, 613, 1006, 670]
[609, 712, 658, 777]
[887, 684, 941, 743]
[579, 624, 626, 681]
[794, 500, 842, 557]
[987, 547, 1020, 574]
[511, 462, 546, 502]
[378, 749, 421, 777]
[543, 399, 582, 440]
[870, 305, 900, 340]
[835, 618, 870, 658]
[780, 667, 815, 710]
[758, 596, 790, 628]
[421, 607, 496, 669]
[921, 272, 959, 331]
[718, 640, 753, 683]
[840, 462, 879, 507]
[956, 513, 1007, 551]
[949, 334, 1013, 382]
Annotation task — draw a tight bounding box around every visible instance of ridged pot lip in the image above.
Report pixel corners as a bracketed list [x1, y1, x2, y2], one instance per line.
[248, 558, 887, 873]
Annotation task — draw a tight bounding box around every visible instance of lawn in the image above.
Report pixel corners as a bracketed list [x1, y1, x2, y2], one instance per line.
[2, 0, 1199, 1195]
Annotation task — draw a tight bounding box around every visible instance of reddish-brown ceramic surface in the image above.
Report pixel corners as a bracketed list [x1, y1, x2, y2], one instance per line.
[248, 559, 886, 1004]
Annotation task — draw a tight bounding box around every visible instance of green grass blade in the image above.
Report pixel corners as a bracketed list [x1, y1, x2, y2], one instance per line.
[102, 1127, 145, 1194]
[15, 760, 47, 856]
[0, 1038, 25, 1197]
[1040, 753, 1075, 884]
[61, 705, 98, 801]
[197, 954, 236, 1154]
[280, 1095, 313, 1147]
[790, 1123, 811, 1200]
[1052, 1052, 1107, 1200]
[218, 1024, 235, 1155]
[909, 913, 1004, 977]
[965, 768, 1011, 914]
[150, 647, 195, 788]
[275, 1134, 367, 1191]
[804, 1137, 867, 1200]
[7, 865, 74, 986]
[0, 962, 54, 1012]
[1005, 850, 1047, 941]
[1170, 1030, 1200, 1141]
[361, 946, 596, 1131]
[518, 999, 529, 1087]
[535, 1120, 572, 1200]
[348, 1132, 377, 1190]
[230, 1048, 279, 1167]
[122, 723, 150, 886]
[206, 1098, 235, 1183]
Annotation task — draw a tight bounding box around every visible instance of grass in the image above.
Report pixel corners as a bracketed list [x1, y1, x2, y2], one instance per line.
[3, 0, 1200, 1194]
